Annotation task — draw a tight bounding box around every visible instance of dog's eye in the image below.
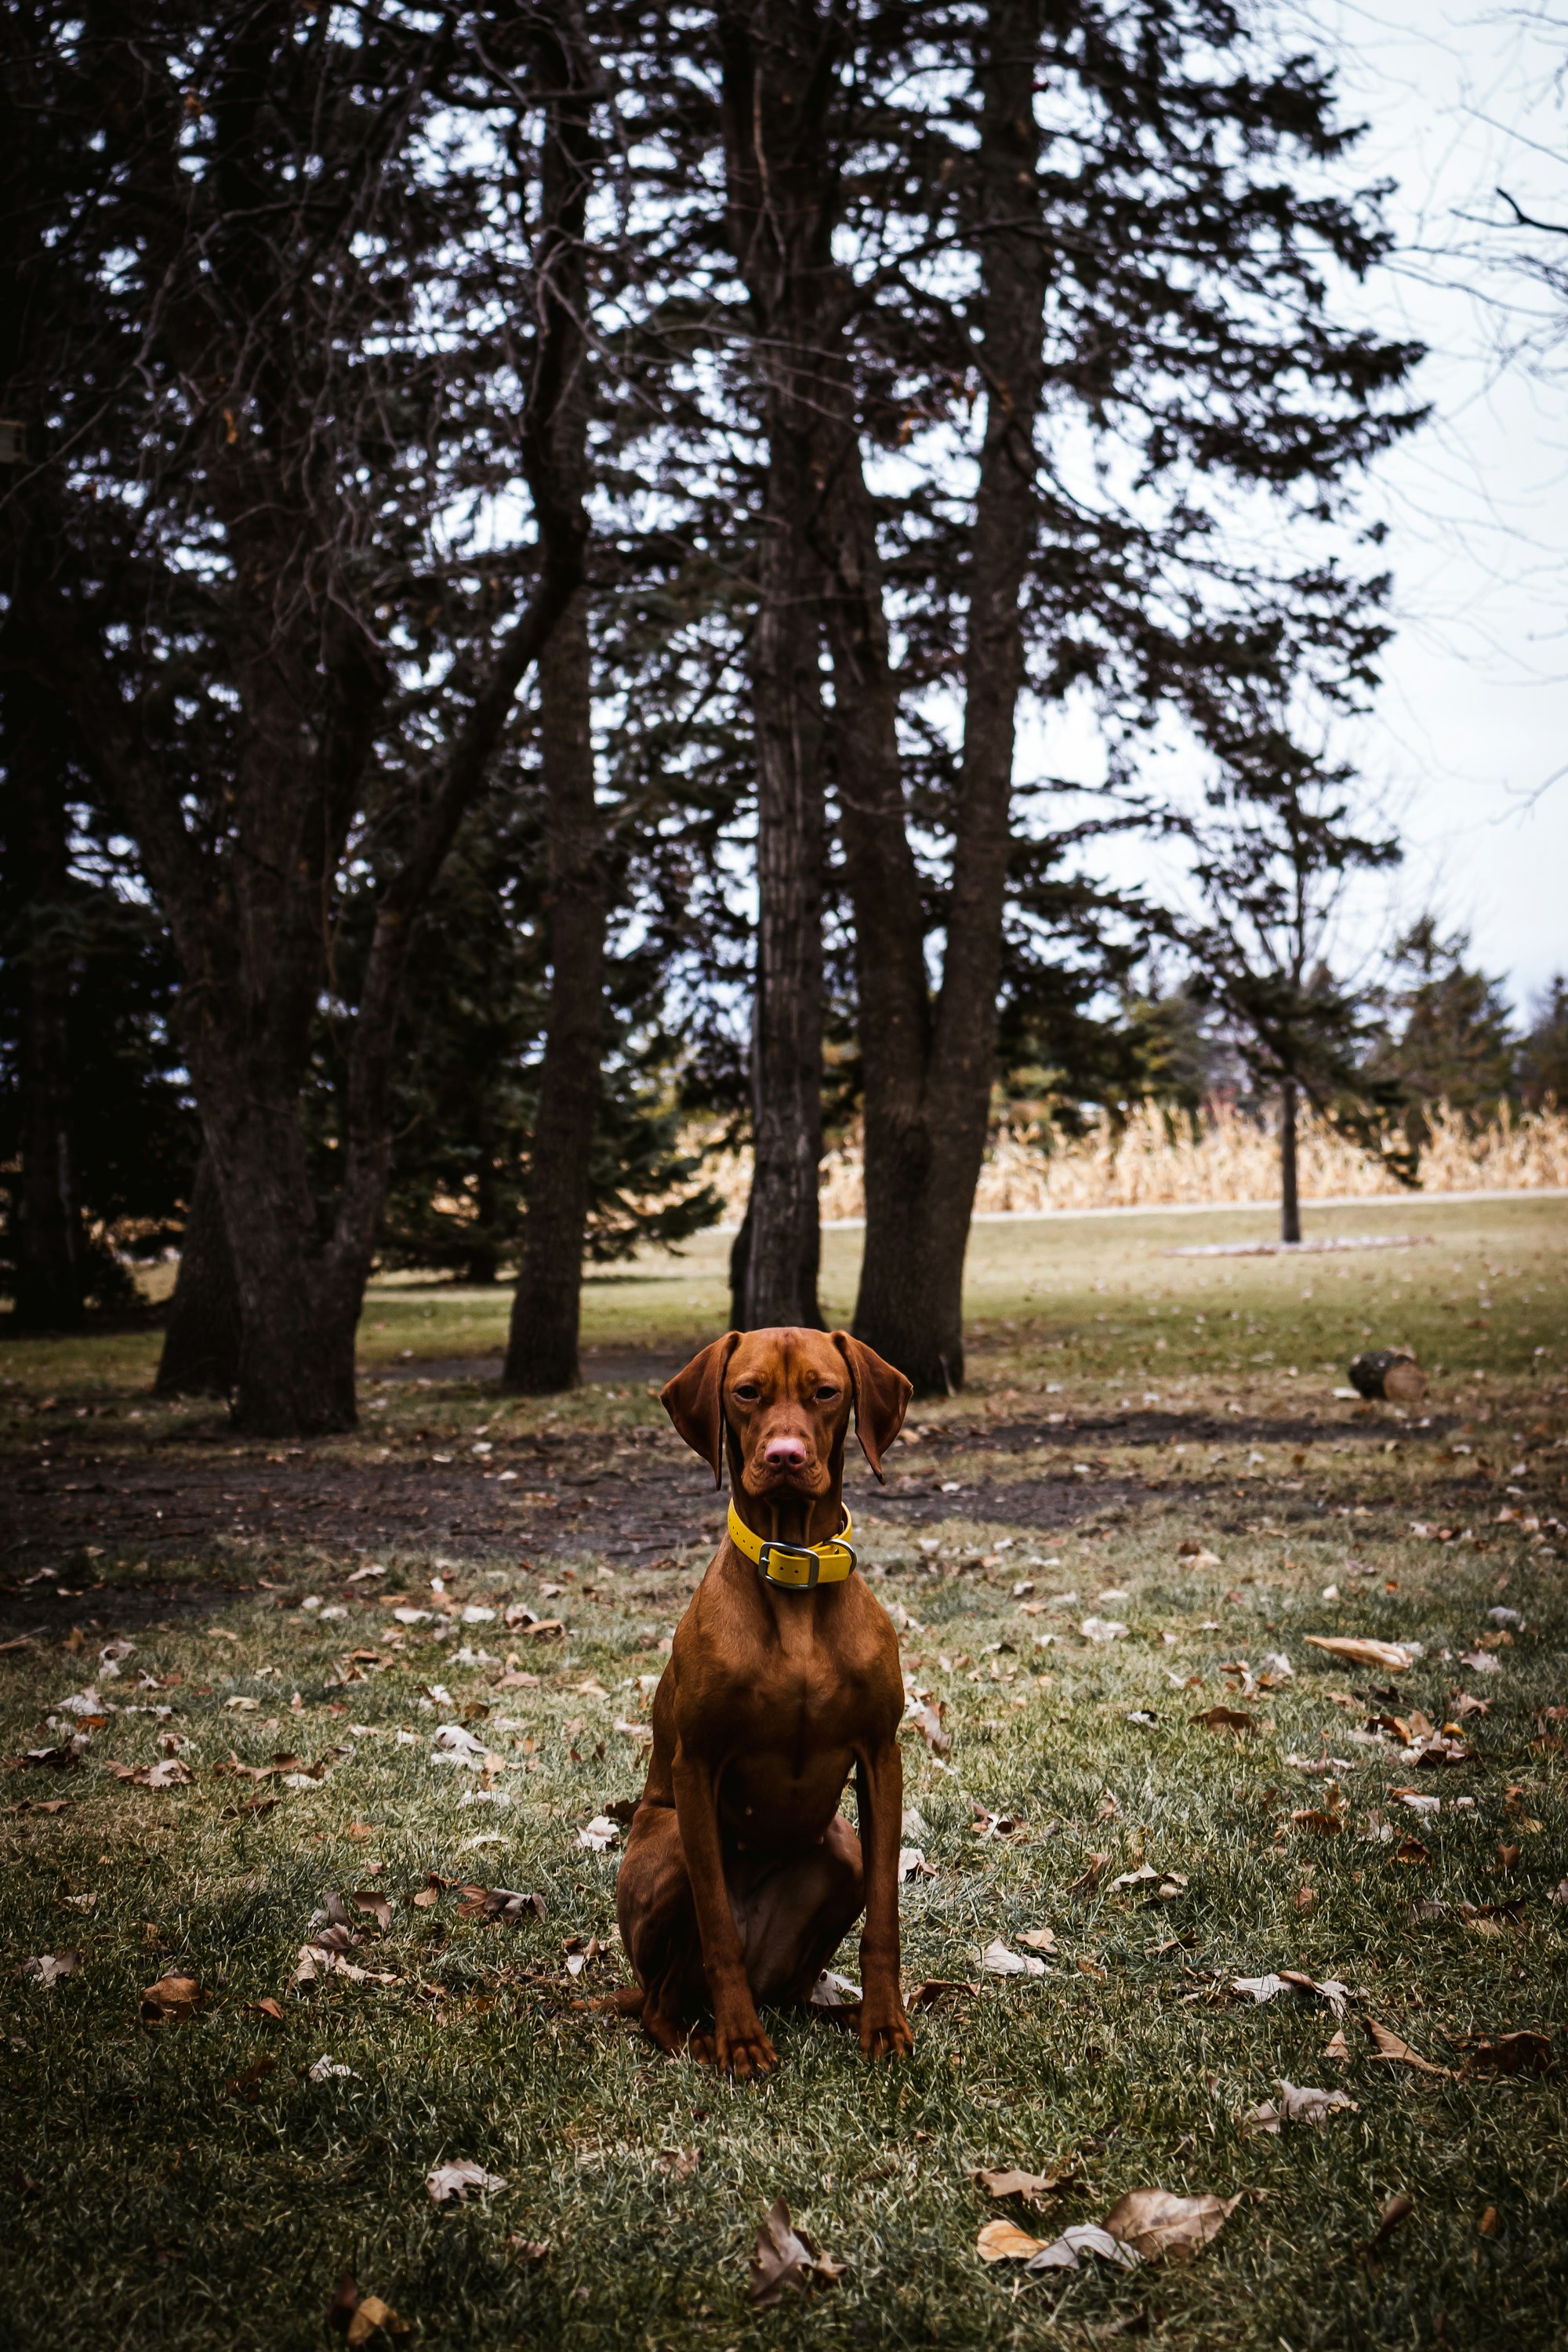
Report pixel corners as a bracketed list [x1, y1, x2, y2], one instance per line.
[814, 1384, 840, 1402]
[731, 1382, 761, 1403]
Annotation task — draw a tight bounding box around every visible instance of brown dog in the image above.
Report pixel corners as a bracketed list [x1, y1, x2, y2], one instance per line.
[613, 1325, 915, 2074]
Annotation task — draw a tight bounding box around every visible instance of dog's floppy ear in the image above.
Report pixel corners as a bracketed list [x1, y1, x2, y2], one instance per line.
[830, 1331, 913, 1482]
[659, 1331, 742, 1486]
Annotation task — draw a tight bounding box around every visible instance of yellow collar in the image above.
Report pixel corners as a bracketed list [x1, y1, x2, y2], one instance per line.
[727, 1498, 855, 1590]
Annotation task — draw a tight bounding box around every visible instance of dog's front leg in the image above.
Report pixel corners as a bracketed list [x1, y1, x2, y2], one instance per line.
[855, 1741, 914, 2059]
[670, 1746, 779, 2078]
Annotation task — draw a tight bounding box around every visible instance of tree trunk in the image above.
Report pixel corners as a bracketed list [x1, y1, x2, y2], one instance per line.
[504, 587, 608, 1392]
[822, 0, 1050, 1392]
[155, 1149, 241, 1395]
[742, 430, 826, 1328]
[4, 675, 83, 1332]
[718, 0, 839, 1333]
[1280, 1078, 1301, 1244]
[503, 29, 604, 1394]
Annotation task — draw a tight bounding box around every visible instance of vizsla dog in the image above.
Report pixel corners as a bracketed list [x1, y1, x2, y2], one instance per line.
[613, 1326, 915, 2075]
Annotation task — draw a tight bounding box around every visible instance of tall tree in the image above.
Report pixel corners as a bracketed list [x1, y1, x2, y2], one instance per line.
[9, 2, 591, 1430]
[1185, 719, 1410, 1241]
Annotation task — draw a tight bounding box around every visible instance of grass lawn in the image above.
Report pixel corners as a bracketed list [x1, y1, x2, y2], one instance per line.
[1, 1192, 1565, 2349]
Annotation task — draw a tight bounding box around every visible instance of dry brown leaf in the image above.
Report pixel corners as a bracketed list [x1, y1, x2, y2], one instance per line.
[347, 2295, 409, 2347]
[747, 2198, 846, 2306]
[1066, 1852, 1109, 1895]
[1304, 1636, 1412, 1671]
[1362, 2017, 1454, 2077]
[226, 2054, 278, 2102]
[1478, 2205, 1501, 2238]
[976, 2218, 1049, 2263]
[252, 1997, 285, 2025]
[904, 1700, 949, 1758]
[1454, 2029, 1553, 2075]
[20, 1951, 81, 1986]
[350, 1889, 393, 1932]
[1392, 1835, 1430, 1864]
[655, 2147, 702, 2180]
[1370, 2192, 1414, 2248]
[107, 1757, 193, 1789]
[1191, 1706, 1256, 1734]
[1017, 1927, 1057, 1953]
[1101, 2188, 1241, 2261]
[906, 1978, 978, 2008]
[140, 1973, 200, 2024]
[1323, 2027, 1352, 2063]
[974, 2167, 1073, 2204]
[327, 2268, 360, 2335]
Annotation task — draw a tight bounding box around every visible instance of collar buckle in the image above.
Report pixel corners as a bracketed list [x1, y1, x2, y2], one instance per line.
[757, 1538, 821, 1589]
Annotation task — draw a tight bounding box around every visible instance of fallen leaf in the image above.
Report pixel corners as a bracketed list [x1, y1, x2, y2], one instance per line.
[1457, 1650, 1502, 1675]
[978, 1938, 1046, 1979]
[1478, 2205, 1501, 2238]
[1304, 1636, 1413, 1671]
[502, 2235, 550, 2262]
[106, 1757, 193, 1789]
[1392, 1836, 1431, 1864]
[1362, 2017, 1454, 2077]
[904, 1699, 949, 1756]
[1323, 2027, 1351, 2063]
[1243, 2081, 1359, 2135]
[898, 1846, 936, 1879]
[976, 2218, 1051, 2263]
[577, 1816, 621, 1852]
[978, 2217, 1140, 2271]
[1101, 2188, 1240, 2262]
[252, 1997, 285, 2024]
[308, 2054, 358, 2082]
[1080, 1617, 1129, 1643]
[747, 2198, 846, 2306]
[327, 2268, 360, 2335]
[1017, 1926, 1057, 1953]
[974, 2167, 1073, 2204]
[809, 1969, 862, 2009]
[227, 2055, 278, 2101]
[350, 1889, 393, 1932]
[141, 1973, 201, 2024]
[655, 2147, 701, 2180]
[1191, 1706, 1256, 1734]
[1066, 1852, 1109, 1895]
[347, 2295, 410, 2347]
[1370, 2192, 1414, 2248]
[906, 1978, 978, 2008]
[20, 1951, 81, 1987]
[1454, 2029, 1552, 2075]
[426, 2159, 507, 2205]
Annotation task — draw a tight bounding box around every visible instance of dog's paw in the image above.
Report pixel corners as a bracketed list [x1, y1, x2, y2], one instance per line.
[858, 2002, 914, 2061]
[715, 2016, 779, 2080]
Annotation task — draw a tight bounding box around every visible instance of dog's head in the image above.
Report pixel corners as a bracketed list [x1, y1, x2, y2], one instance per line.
[659, 1327, 912, 1501]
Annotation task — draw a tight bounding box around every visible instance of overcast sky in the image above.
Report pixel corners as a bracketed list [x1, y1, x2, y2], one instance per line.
[1301, 0, 1568, 1014]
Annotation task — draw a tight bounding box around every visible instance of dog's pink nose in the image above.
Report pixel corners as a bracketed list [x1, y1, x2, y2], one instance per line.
[763, 1435, 808, 1467]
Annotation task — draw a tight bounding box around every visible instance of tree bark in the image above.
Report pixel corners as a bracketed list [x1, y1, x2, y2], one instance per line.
[821, 0, 1050, 1392]
[1279, 1078, 1301, 1244]
[743, 431, 826, 1327]
[503, 18, 605, 1395]
[2, 651, 84, 1331]
[156, 1149, 241, 1395]
[504, 593, 608, 1390]
[718, 0, 839, 1331]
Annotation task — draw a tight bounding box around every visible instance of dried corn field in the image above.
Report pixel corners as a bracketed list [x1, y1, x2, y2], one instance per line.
[701, 1100, 1568, 1223]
